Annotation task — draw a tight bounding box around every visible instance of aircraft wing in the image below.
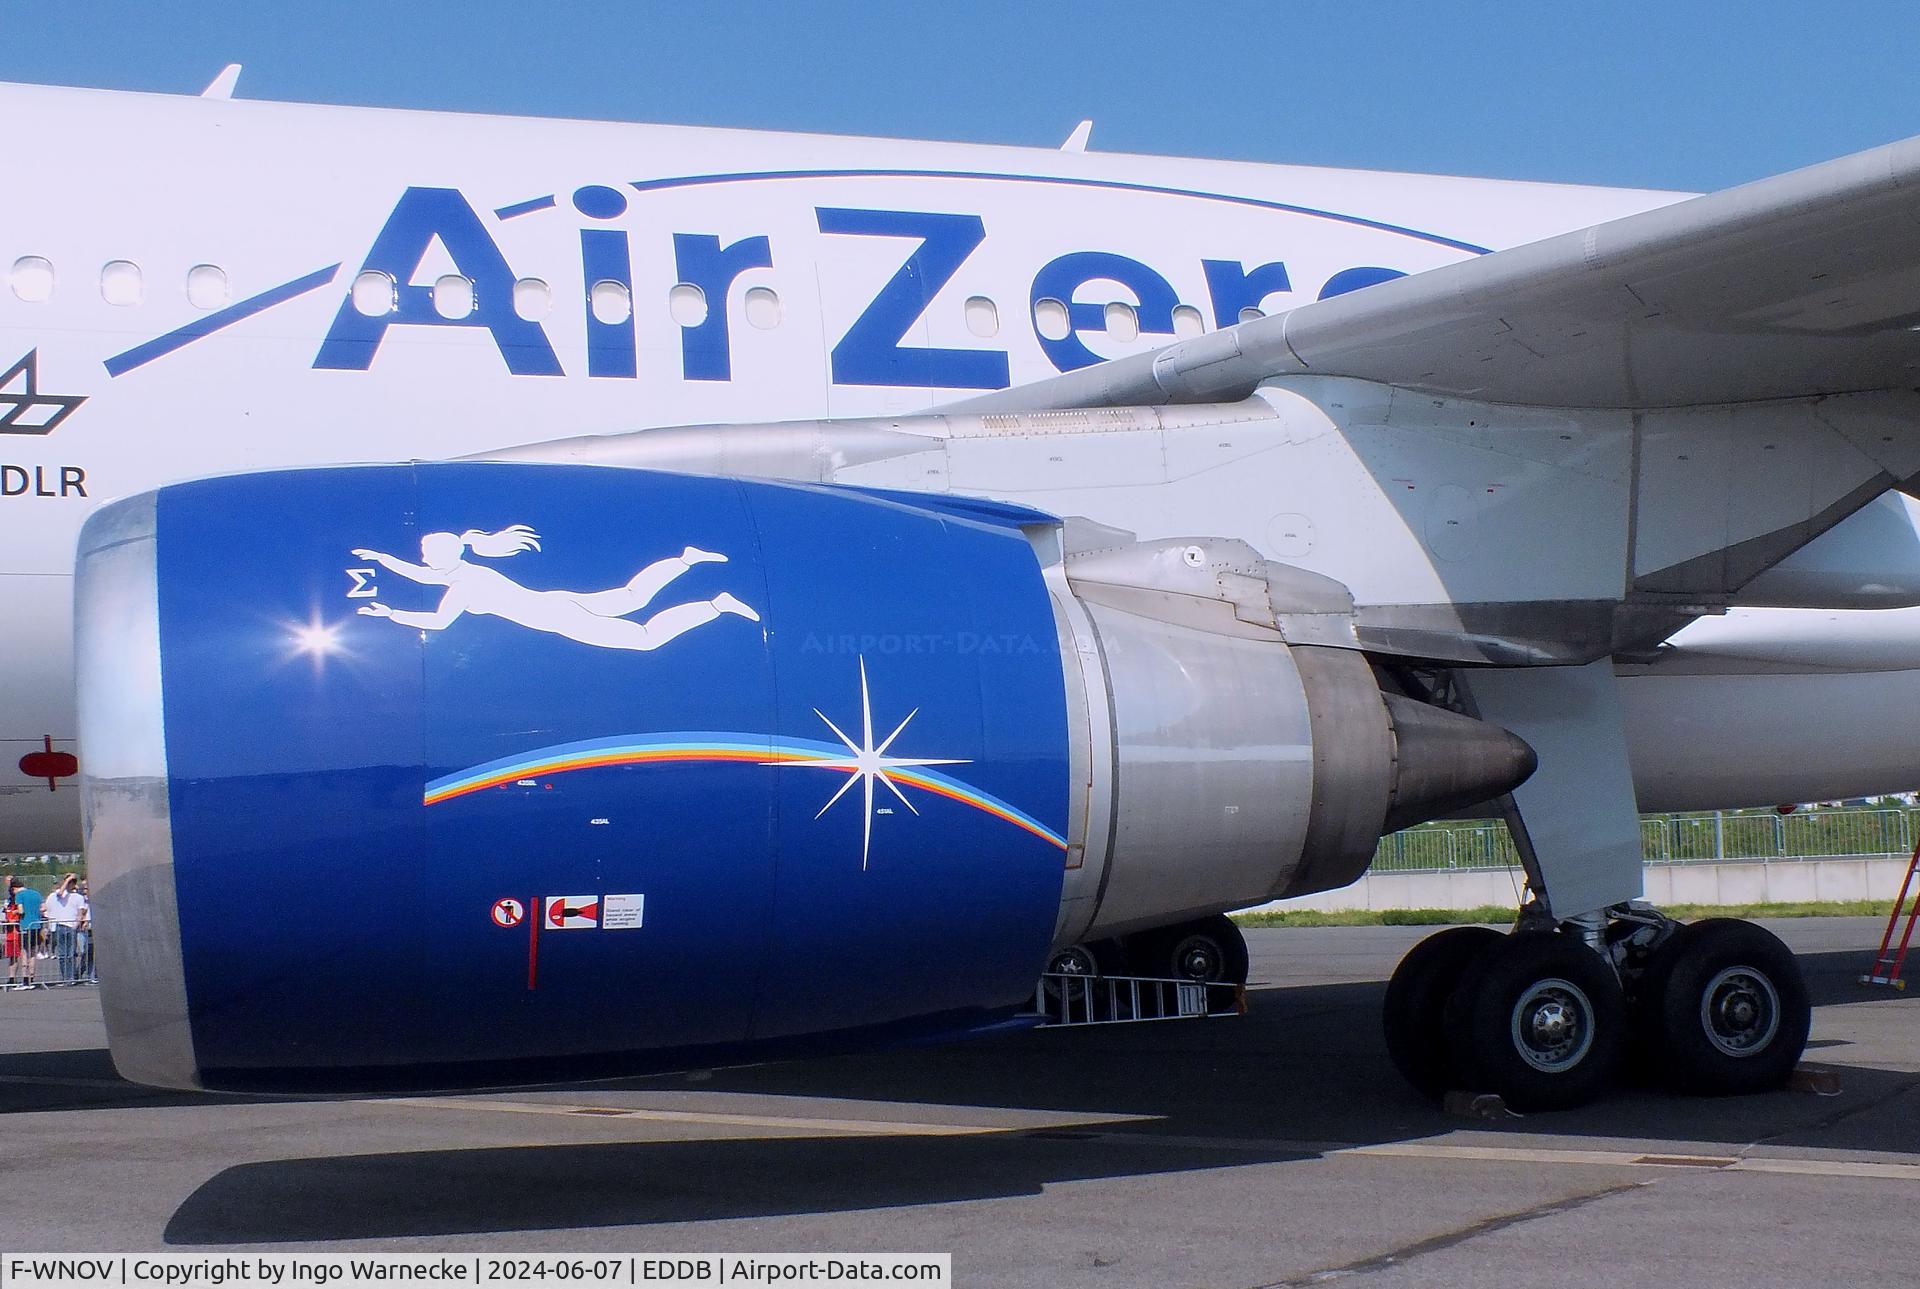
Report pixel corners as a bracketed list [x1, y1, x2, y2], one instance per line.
[952, 132, 1920, 412]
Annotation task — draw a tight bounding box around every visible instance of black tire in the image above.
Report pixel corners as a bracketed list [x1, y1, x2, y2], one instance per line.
[1133, 914, 1251, 985]
[1620, 921, 1688, 1085]
[1383, 926, 1503, 1097]
[1444, 931, 1626, 1112]
[1639, 918, 1810, 1096]
[1042, 939, 1123, 1014]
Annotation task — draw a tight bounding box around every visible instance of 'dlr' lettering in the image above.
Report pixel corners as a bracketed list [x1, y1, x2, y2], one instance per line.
[0, 464, 86, 497]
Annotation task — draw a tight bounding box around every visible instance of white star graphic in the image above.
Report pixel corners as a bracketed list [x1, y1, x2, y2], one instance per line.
[774, 657, 969, 869]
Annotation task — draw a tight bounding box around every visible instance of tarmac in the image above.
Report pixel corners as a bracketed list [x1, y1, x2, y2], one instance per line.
[4, 918, 1919, 1287]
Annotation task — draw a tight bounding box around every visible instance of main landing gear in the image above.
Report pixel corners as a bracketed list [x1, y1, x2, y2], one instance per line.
[1128, 913, 1252, 989]
[1384, 912, 1811, 1110]
[1048, 913, 1251, 1013]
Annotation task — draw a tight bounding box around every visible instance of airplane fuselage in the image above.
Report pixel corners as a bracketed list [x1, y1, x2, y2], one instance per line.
[14, 81, 1916, 853]
[54, 77, 1914, 1107]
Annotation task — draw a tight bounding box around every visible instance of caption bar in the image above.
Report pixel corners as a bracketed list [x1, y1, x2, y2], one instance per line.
[3, 1258, 950, 1288]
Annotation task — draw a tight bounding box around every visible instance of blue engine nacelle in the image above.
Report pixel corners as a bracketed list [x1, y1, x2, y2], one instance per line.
[79, 462, 1537, 1091]
[78, 465, 1074, 1090]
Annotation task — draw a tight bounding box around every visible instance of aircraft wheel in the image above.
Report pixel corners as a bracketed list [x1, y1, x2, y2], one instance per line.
[1445, 930, 1626, 1112]
[1042, 939, 1123, 1013]
[1636, 918, 1810, 1095]
[1133, 914, 1250, 985]
[1383, 926, 1503, 1097]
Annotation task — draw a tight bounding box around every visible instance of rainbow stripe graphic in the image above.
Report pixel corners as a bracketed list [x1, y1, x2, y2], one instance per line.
[423, 732, 1068, 851]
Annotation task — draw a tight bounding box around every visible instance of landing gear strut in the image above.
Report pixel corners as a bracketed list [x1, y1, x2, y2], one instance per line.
[1384, 912, 1811, 1109]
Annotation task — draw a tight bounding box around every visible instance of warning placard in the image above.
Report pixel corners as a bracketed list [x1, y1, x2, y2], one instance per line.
[602, 894, 645, 930]
[545, 896, 599, 929]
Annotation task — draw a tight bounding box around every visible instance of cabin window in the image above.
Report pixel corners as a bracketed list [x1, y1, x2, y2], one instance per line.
[433, 275, 475, 320]
[589, 279, 632, 325]
[186, 264, 230, 311]
[1033, 297, 1070, 341]
[1104, 300, 1139, 343]
[1172, 304, 1205, 338]
[512, 278, 551, 321]
[351, 270, 396, 317]
[744, 286, 781, 330]
[100, 260, 143, 307]
[1238, 306, 1265, 325]
[668, 283, 708, 328]
[964, 295, 999, 338]
[9, 257, 53, 303]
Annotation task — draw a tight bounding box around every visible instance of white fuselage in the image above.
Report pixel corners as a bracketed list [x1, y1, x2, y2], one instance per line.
[5, 81, 1914, 851]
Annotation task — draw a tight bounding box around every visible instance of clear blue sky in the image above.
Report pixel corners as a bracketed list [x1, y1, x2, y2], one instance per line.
[2, 1, 1914, 192]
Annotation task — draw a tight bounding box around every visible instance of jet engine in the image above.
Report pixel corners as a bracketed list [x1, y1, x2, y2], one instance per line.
[77, 463, 1533, 1090]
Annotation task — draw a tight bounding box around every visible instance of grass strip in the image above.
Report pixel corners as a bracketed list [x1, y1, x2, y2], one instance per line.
[1232, 900, 1891, 928]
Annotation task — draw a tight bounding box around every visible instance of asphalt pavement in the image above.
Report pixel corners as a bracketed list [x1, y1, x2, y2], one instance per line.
[3, 919, 1917, 1287]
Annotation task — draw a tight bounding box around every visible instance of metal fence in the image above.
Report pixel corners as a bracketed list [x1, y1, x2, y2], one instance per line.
[1372, 806, 1920, 873]
[2, 923, 96, 989]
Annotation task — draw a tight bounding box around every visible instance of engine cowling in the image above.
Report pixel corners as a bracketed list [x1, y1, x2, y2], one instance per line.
[1050, 529, 1538, 942]
[77, 463, 1533, 1090]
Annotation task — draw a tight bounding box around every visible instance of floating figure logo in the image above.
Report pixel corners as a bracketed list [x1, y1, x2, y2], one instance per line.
[351, 525, 759, 651]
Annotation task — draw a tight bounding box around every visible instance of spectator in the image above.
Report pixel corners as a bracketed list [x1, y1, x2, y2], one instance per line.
[76, 878, 93, 983]
[3, 879, 21, 990]
[45, 874, 82, 986]
[15, 878, 42, 989]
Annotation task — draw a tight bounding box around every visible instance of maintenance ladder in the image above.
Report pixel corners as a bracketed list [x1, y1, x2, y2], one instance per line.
[1030, 971, 1245, 1026]
[1863, 832, 1920, 989]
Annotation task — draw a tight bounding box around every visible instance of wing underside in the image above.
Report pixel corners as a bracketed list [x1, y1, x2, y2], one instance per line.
[952, 132, 1920, 414]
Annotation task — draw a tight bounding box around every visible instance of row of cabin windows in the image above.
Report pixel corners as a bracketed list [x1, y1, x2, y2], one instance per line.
[342, 273, 1230, 337]
[9, 257, 235, 310]
[8, 257, 1255, 337]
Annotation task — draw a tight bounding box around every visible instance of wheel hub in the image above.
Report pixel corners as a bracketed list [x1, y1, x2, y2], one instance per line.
[1700, 965, 1780, 1057]
[1052, 949, 1091, 977]
[1045, 945, 1101, 1008]
[1532, 1001, 1575, 1045]
[1510, 977, 1596, 1073]
[1176, 940, 1222, 982]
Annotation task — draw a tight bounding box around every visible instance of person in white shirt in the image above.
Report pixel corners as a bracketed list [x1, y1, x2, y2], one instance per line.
[75, 878, 92, 983]
[43, 875, 83, 986]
